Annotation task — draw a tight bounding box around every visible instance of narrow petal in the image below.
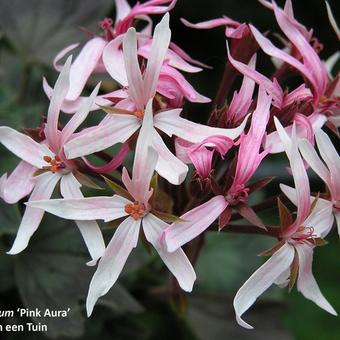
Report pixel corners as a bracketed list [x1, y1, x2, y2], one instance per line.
[139, 42, 202, 73]
[67, 38, 107, 101]
[86, 217, 140, 316]
[115, 0, 131, 23]
[272, 3, 328, 96]
[163, 196, 227, 252]
[0, 161, 35, 204]
[326, 1, 340, 40]
[265, 114, 326, 153]
[315, 128, 340, 193]
[103, 35, 128, 86]
[130, 100, 159, 202]
[143, 13, 171, 101]
[226, 46, 284, 108]
[53, 43, 79, 72]
[123, 28, 145, 109]
[249, 24, 315, 93]
[60, 173, 105, 265]
[61, 83, 101, 145]
[45, 56, 72, 152]
[27, 195, 129, 222]
[152, 131, 188, 185]
[299, 138, 331, 187]
[295, 243, 337, 315]
[274, 118, 311, 225]
[154, 109, 249, 142]
[0, 126, 53, 168]
[227, 55, 256, 122]
[233, 243, 295, 329]
[143, 213, 196, 292]
[7, 172, 61, 255]
[64, 114, 139, 159]
[231, 86, 271, 186]
[43, 78, 117, 114]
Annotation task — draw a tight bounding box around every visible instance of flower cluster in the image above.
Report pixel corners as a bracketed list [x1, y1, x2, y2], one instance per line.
[0, 0, 339, 329]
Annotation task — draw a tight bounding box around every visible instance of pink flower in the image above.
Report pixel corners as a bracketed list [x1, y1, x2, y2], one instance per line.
[0, 58, 106, 264]
[233, 119, 336, 329]
[162, 87, 271, 251]
[64, 15, 249, 185]
[27, 121, 196, 316]
[299, 128, 340, 235]
[47, 0, 207, 113]
[175, 135, 234, 180]
[181, 15, 249, 40]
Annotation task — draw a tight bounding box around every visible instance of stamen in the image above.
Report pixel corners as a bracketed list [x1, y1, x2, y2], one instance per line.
[134, 110, 144, 119]
[124, 201, 146, 220]
[43, 155, 65, 174]
[99, 18, 113, 30]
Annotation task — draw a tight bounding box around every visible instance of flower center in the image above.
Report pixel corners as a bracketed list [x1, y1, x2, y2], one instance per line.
[226, 185, 249, 206]
[134, 110, 144, 119]
[124, 201, 146, 220]
[43, 155, 65, 173]
[292, 226, 316, 241]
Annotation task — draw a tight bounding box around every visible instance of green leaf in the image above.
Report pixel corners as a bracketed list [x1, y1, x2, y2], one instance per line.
[102, 176, 132, 201]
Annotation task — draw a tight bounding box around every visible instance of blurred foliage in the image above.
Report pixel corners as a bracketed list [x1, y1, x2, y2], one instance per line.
[0, 0, 339, 339]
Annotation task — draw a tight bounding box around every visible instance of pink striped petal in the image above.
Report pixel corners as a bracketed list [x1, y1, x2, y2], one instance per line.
[158, 65, 211, 103]
[233, 242, 295, 329]
[64, 114, 140, 159]
[131, 100, 158, 203]
[123, 28, 145, 109]
[226, 45, 284, 108]
[115, 0, 131, 23]
[53, 43, 79, 72]
[299, 138, 331, 188]
[265, 113, 326, 153]
[83, 143, 129, 174]
[226, 54, 256, 123]
[143, 13, 171, 102]
[0, 161, 35, 204]
[7, 172, 61, 255]
[181, 16, 239, 30]
[27, 195, 130, 223]
[103, 35, 128, 86]
[61, 83, 101, 145]
[42, 78, 116, 114]
[326, 1, 340, 40]
[154, 109, 248, 142]
[152, 131, 188, 185]
[143, 213, 196, 292]
[315, 128, 340, 198]
[60, 173, 105, 265]
[295, 243, 337, 315]
[44, 56, 71, 152]
[274, 118, 311, 226]
[66, 37, 107, 101]
[231, 86, 271, 187]
[86, 216, 140, 316]
[163, 195, 227, 252]
[138, 41, 202, 73]
[0, 126, 53, 168]
[272, 3, 328, 97]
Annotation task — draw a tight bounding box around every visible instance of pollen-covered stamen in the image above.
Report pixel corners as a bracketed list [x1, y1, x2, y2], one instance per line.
[124, 201, 146, 220]
[43, 155, 65, 174]
[134, 110, 144, 119]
